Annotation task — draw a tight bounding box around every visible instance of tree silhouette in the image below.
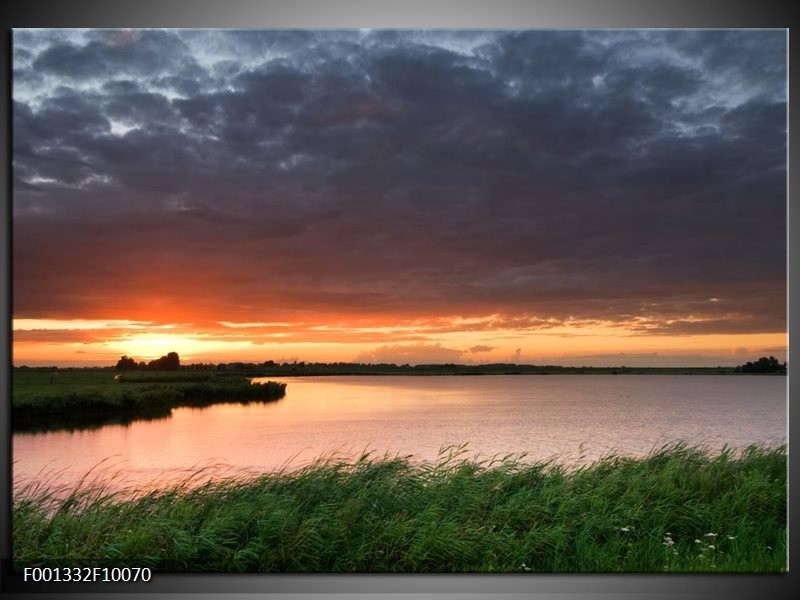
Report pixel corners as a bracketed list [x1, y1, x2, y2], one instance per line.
[115, 355, 137, 370]
[115, 352, 181, 370]
[735, 356, 786, 373]
[147, 352, 181, 370]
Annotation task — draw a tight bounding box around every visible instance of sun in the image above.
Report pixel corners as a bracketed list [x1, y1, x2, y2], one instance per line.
[111, 333, 208, 361]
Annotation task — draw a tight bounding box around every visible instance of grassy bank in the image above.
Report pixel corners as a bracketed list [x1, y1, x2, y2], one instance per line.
[12, 370, 286, 433]
[12, 444, 786, 572]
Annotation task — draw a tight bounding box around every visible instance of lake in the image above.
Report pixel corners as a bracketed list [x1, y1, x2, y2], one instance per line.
[13, 375, 787, 493]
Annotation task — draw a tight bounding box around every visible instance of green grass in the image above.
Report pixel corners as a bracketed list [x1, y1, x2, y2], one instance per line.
[12, 370, 286, 433]
[12, 443, 786, 572]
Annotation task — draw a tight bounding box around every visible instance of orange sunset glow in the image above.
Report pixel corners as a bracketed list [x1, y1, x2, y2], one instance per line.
[12, 315, 786, 368]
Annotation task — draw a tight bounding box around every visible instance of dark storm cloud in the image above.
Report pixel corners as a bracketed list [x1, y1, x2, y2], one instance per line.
[31, 29, 195, 80]
[12, 29, 787, 333]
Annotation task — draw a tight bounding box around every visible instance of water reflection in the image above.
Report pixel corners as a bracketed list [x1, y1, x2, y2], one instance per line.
[13, 407, 175, 436]
[13, 375, 786, 493]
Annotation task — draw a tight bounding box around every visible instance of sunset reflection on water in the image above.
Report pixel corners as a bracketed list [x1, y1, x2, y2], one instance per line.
[13, 375, 786, 495]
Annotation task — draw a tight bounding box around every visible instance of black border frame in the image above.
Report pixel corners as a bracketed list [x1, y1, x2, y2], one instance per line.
[1, 1, 794, 598]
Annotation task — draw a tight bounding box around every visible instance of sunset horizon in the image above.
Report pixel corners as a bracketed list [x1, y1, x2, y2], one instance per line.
[10, 316, 787, 369]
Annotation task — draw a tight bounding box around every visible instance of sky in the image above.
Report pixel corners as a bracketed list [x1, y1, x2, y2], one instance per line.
[12, 29, 787, 367]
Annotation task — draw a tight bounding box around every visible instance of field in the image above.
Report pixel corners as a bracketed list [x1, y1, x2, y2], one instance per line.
[12, 444, 786, 573]
[12, 369, 286, 432]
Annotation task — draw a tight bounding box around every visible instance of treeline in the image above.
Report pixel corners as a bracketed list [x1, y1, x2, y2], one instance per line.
[205, 361, 739, 377]
[13, 355, 786, 377]
[116, 352, 180, 371]
[734, 356, 787, 374]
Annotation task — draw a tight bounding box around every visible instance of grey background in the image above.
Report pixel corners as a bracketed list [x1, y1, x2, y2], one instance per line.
[0, 0, 794, 598]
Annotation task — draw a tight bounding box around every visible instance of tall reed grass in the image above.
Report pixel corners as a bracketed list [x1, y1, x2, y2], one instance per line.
[12, 443, 785, 572]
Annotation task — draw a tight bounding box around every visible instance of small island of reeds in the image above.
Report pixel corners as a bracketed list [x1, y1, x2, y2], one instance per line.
[12, 444, 786, 573]
[12, 369, 286, 433]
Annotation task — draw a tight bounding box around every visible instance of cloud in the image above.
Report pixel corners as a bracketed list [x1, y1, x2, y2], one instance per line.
[354, 343, 466, 365]
[31, 30, 195, 81]
[14, 327, 138, 345]
[469, 345, 496, 354]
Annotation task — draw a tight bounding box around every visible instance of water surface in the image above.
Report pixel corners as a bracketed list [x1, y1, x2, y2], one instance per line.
[13, 375, 786, 492]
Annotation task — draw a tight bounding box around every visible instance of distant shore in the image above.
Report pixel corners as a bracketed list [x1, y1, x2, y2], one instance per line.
[11, 363, 783, 433]
[14, 362, 788, 377]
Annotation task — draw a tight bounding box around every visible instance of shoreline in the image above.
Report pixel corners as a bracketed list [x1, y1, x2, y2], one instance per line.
[12, 444, 786, 573]
[12, 371, 286, 433]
